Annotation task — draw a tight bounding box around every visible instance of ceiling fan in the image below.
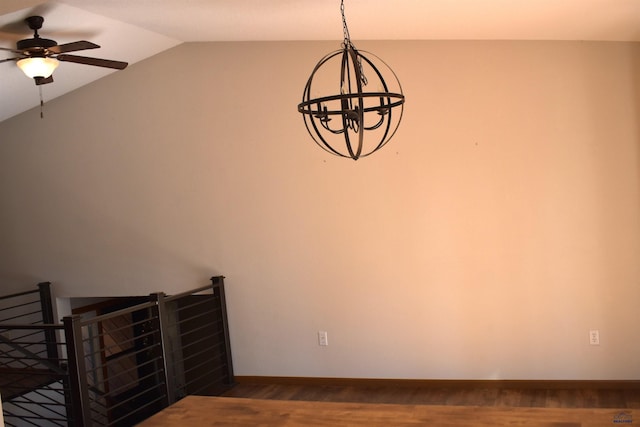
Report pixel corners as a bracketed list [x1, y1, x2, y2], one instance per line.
[0, 15, 128, 86]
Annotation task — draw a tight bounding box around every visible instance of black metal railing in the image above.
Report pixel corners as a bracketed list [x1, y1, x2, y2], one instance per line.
[0, 277, 234, 426]
[0, 282, 55, 326]
[0, 323, 74, 427]
[155, 276, 234, 402]
[0, 282, 78, 427]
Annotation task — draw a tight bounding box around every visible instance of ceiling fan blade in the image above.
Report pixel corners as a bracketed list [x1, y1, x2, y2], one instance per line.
[0, 57, 20, 63]
[35, 75, 54, 85]
[48, 41, 100, 54]
[0, 4, 55, 37]
[57, 54, 128, 70]
[0, 46, 22, 54]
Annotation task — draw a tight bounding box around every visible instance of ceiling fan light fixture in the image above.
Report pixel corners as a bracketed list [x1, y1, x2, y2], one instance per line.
[17, 57, 59, 79]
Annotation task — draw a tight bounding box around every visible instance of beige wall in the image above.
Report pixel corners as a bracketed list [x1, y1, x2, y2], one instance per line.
[0, 41, 638, 380]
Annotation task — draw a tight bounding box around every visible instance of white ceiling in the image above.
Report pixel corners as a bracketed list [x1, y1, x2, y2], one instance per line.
[1, 0, 639, 123]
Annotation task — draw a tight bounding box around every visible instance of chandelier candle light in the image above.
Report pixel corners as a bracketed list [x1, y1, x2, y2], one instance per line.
[297, 0, 405, 161]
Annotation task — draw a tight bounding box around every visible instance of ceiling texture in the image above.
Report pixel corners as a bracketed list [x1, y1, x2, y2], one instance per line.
[1, 0, 639, 123]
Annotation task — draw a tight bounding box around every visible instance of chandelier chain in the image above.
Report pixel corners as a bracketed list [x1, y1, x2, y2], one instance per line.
[340, 0, 367, 86]
[341, 0, 351, 46]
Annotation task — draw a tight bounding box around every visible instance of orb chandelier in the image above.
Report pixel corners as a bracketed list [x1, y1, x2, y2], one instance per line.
[297, 0, 405, 161]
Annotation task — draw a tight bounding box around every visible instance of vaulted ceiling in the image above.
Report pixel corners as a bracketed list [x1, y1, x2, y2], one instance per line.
[1, 0, 639, 123]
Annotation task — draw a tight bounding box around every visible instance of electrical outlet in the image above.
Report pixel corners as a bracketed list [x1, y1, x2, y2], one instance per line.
[589, 330, 600, 345]
[318, 331, 328, 346]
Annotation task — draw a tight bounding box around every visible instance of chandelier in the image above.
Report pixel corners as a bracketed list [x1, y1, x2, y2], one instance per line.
[297, 0, 405, 161]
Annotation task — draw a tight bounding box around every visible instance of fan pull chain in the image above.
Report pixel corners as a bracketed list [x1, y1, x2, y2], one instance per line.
[39, 85, 44, 119]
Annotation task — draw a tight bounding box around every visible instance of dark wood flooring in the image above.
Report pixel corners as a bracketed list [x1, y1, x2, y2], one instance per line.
[222, 379, 640, 409]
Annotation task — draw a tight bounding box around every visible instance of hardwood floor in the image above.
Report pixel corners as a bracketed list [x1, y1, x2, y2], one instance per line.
[139, 378, 640, 426]
[222, 378, 640, 409]
[141, 395, 639, 427]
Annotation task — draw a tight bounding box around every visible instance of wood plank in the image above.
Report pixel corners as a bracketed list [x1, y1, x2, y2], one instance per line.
[137, 395, 635, 426]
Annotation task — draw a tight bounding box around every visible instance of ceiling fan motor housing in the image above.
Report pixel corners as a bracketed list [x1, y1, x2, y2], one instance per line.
[17, 37, 57, 52]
